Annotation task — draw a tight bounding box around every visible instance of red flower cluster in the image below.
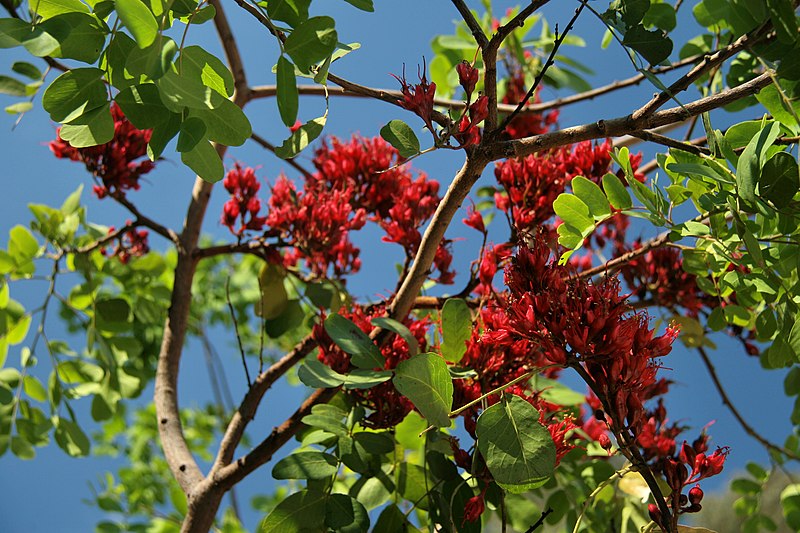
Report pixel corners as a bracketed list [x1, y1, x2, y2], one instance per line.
[50, 104, 155, 199]
[221, 164, 266, 236]
[267, 175, 366, 278]
[103, 221, 150, 264]
[494, 140, 641, 232]
[313, 305, 429, 428]
[311, 136, 454, 284]
[503, 238, 678, 436]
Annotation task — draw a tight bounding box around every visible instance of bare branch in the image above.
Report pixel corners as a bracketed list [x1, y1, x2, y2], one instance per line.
[629, 129, 712, 156]
[495, 71, 773, 161]
[496, 1, 586, 133]
[631, 26, 771, 120]
[215, 386, 339, 489]
[113, 194, 181, 245]
[450, 0, 488, 48]
[491, 0, 552, 47]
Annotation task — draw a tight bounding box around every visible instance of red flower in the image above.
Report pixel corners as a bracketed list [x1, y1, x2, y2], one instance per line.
[50, 103, 155, 199]
[463, 202, 486, 234]
[221, 164, 266, 236]
[456, 60, 479, 98]
[393, 62, 437, 133]
[463, 492, 485, 524]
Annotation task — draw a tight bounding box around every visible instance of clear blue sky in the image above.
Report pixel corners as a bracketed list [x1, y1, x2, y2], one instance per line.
[0, 1, 793, 531]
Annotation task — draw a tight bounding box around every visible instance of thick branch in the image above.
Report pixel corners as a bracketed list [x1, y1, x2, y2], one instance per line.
[494, 72, 772, 161]
[215, 387, 339, 488]
[697, 346, 800, 461]
[390, 151, 490, 319]
[155, 0, 250, 522]
[211, 335, 318, 471]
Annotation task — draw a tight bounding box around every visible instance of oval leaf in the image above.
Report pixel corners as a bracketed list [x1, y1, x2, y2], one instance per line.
[324, 314, 383, 369]
[277, 56, 299, 127]
[259, 489, 327, 533]
[115, 0, 159, 48]
[272, 451, 339, 480]
[440, 298, 471, 363]
[476, 394, 556, 493]
[393, 352, 453, 428]
[380, 119, 420, 158]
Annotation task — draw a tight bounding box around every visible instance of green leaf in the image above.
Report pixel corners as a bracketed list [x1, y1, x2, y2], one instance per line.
[176, 116, 206, 152]
[325, 494, 370, 533]
[9, 225, 39, 260]
[284, 16, 338, 72]
[157, 67, 227, 112]
[277, 56, 299, 127]
[272, 451, 338, 480]
[58, 104, 115, 148]
[115, 0, 159, 48]
[11, 435, 35, 459]
[266, 0, 310, 27]
[767, 0, 798, 45]
[42, 13, 106, 64]
[622, 24, 673, 65]
[305, 281, 339, 310]
[178, 45, 234, 98]
[374, 504, 414, 532]
[572, 176, 611, 218]
[259, 489, 327, 533]
[643, 3, 676, 31]
[147, 111, 181, 159]
[341, 0, 373, 11]
[379, 120, 420, 158]
[0, 19, 60, 57]
[440, 298, 471, 363]
[274, 115, 326, 159]
[0, 75, 27, 97]
[95, 297, 131, 323]
[6, 102, 33, 115]
[301, 404, 348, 437]
[257, 263, 288, 320]
[760, 152, 799, 209]
[30, 0, 90, 20]
[297, 358, 346, 388]
[601, 173, 632, 209]
[23, 376, 46, 402]
[371, 317, 418, 357]
[737, 121, 781, 206]
[54, 416, 90, 456]
[476, 394, 556, 493]
[325, 314, 383, 369]
[189, 98, 252, 146]
[553, 194, 593, 232]
[42, 67, 107, 123]
[115, 83, 169, 129]
[263, 299, 304, 338]
[181, 139, 224, 183]
[393, 352, 453, 428]
[342, 369, 393, 389]
[125, 36, 178, 82]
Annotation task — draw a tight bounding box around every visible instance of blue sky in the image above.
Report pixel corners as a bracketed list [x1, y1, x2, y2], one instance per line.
[0, 1, 794, 531]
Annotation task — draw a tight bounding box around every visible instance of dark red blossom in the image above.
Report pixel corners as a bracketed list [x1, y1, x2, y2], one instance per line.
[463, 491, 486, 524]
[500, 72, 559, 140]
[393, 62, 437, 133]
[456, 60, 479, 98]
[463, 202, 486, 234]
[50, 103, 154, 199]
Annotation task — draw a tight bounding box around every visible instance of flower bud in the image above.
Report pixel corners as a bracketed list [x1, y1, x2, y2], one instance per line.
[688, 485, 703, 505]
[648, 503, 662, 526]
[599, 433, 612, 451]
[456, 60, 479, 97]
[469, 95, 489, 125]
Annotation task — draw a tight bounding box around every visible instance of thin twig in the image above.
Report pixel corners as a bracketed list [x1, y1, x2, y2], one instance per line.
[250, 132, 315, 179]
[524, 507, 554, 532]
[496, 0, 586, 133]
[491, 1, 552, 46]
[696, 346, 800, 461]
[226, 277, 251, 388]
[630, 129, 712, 156]
[113, 194, 181, 246]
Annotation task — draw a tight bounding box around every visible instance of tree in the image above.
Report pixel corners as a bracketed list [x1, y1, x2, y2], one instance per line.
[1, 0, 800, 531]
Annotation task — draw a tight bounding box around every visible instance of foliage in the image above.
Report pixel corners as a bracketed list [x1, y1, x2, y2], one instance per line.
[1, 0, 800, 532]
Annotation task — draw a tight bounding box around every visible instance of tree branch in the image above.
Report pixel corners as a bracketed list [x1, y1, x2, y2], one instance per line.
[494, 71, 773, 161]
[696, 346, 800, 461]
[250, 132, 314, 179]
[113, 194, 181, 245]
[215, 386, 339, 488]
[450, 0, 488, 49]
[496, 0, 586, 132]
[631, 26, 772, 120]
[491, 0, 552, 46]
